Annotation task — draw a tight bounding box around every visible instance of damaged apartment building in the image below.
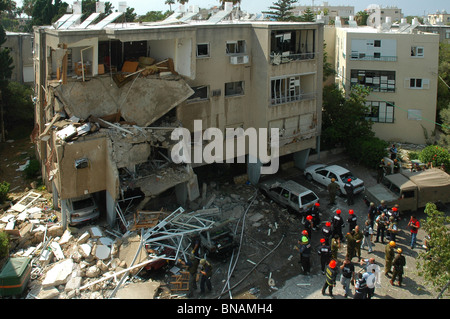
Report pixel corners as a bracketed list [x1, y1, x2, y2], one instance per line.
[32, 5, 324, 229]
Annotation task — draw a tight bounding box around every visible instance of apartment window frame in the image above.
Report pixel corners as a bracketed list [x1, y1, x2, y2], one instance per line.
[410, 78, 423, 89]
[187, 85, 209, 102]
[405, 78, 430, 90]
[196, 43, 210, 58]
[410, 46, 424, 58]
[225, 81, 245, 97]
[350, 70, 396, 93]
[365, 101, 395, 123]
[226, 40, 246, 55]
[374, 40, 381, 47]
[270, 75, 301, 105]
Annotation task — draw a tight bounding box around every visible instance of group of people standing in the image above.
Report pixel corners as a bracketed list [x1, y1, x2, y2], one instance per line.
[297, 199, 420, 299]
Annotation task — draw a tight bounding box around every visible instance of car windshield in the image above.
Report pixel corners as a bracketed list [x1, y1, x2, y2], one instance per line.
[301, 193, 318, 205]
[73, 198, 95, 210]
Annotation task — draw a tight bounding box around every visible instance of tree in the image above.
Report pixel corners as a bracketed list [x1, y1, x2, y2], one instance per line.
[263, 0, 296, 22]
[323, 42, 334, 81]
[437, 43, 450, 123]
[138, 11, 171, 22]
[417, 203, 450, 294]
[115, 7, 137, 23]
[438, 105, 450, 152]
[355, 10, 369, 25]
[165, 0, 175, 11]
[31, 0, 68, 26]
[0, 6, 13, 142]
[299, 7, 314, 22]
[321, 84, 388, 168]
[21, 0, 35, 17]
[81, 0, 113, 21]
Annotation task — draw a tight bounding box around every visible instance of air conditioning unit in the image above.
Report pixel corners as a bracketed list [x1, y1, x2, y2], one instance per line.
[230, 55, 249, 65]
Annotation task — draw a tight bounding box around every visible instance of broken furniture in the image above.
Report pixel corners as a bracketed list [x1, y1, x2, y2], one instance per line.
[131, 211, 162, 231]
[170, 271, 190, 292]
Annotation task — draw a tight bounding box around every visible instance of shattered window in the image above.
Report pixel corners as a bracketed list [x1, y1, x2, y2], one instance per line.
[225, 81, 244, 97]
[197, 43, 210, 58]
[226, 40, 246, 54]
[187, 86, 209, 101]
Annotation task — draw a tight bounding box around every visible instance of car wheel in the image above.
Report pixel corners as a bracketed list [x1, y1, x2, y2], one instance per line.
[306, 173, 313, 181]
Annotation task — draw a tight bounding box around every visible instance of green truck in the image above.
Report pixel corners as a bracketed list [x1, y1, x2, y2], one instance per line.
[365, 168, 450, 214]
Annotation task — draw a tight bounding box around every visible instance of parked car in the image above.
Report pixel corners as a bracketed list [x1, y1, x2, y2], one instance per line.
[259, 179, 319, 215]
[304, 164, 365, 195]
[66, 194, 100, 226]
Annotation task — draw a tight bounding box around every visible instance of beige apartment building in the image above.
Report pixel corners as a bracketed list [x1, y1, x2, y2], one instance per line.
[33, 8, 323, 227]
[2, 32, 34, 84]
[427, 10, 450, 25]
[326, 24, 439, 145]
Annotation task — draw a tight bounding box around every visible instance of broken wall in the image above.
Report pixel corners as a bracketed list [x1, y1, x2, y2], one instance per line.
[55, 76, 194, 127]
[53, 135, 109, 200]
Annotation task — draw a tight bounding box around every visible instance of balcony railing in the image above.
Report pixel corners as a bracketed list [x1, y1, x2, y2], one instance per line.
[349, 55, 398, 62]
[270, 52, 316, 65]
[270, 92, 316, 106]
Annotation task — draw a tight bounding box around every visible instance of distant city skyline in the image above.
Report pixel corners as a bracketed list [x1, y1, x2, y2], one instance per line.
[14, 0, 450, 17]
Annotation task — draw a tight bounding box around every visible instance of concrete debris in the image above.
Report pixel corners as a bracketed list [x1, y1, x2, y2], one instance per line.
[1, 179, 267, 300]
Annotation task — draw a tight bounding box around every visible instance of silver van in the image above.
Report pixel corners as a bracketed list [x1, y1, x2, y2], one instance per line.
[259, 179, 320, 214]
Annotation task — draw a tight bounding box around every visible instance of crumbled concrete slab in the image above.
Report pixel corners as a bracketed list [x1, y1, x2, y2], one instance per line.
[115, 281, 161, 299]
[42, 258, 74, 288]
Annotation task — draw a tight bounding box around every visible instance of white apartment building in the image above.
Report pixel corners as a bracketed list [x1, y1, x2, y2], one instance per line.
[292, 2, 354, 20]
[326, 24, 439, 145]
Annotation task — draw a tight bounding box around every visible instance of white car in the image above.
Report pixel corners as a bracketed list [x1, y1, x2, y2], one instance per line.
[304, 164, 365, 195]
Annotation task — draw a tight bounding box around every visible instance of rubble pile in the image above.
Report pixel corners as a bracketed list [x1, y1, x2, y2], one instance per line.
[0, 177, 292, 300]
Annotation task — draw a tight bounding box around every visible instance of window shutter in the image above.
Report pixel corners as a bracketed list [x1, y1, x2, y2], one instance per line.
[423, 79, 430, 89]
[404, 78, 411, 88]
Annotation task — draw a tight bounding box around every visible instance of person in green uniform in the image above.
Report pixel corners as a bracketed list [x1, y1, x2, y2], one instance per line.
[353, 225, 364, 261]
[390, 248, 406, 286]
[327, 178, 340, 205]
[345, 232, 356, 261]
[385, 241, 396, 277]
[331, 234, 341, 261]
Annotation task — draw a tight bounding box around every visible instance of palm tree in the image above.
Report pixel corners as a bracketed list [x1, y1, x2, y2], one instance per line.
[165, 0, 175, 11]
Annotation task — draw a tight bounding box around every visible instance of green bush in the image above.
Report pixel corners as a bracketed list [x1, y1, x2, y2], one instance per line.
[346, 136, 389, 169]
[23, 159, 41, 179]
[0, 231, 9, 258]
[408, 151, 420, 161]
[0, 181, 10, 204]
[419, 145, 450, 171]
